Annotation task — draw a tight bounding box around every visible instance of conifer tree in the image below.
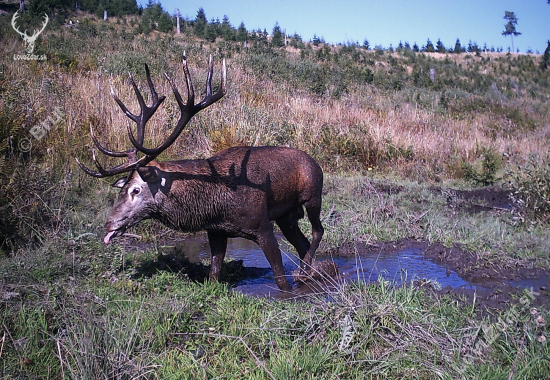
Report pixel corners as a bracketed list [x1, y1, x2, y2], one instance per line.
[502, 11, 521, 52]
[436, 39, 446, 53]
[454, 39, 463, 54]
[271, 23, 285, 47]
[424, 39, 435, 52]
[362, 39, 370, 50]
[236, 22, 248, 42]
[221, 15, 235, 41]
[541, 40, 550, 70]
[194, 7, 207, 37]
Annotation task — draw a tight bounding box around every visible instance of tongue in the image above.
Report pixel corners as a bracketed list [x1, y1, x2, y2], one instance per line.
[104, 231, 117, 244]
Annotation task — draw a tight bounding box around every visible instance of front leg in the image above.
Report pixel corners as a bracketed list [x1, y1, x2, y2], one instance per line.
[255, 227, 291, 292]
[207, 231, 228, 281]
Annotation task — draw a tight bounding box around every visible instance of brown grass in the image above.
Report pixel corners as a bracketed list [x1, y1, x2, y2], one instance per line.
[1, 17, 548, 182]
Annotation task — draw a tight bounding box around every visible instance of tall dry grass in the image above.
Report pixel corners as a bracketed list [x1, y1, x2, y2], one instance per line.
[1, 14, 549, 248]
[2, 17, 548, 178]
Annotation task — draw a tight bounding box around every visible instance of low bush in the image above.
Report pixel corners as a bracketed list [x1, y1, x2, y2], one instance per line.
[463, 147, 503, 186]
[506, 153, 550, 223]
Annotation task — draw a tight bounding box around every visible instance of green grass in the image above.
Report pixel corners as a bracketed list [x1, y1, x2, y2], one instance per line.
[2, 269, 548, 379]
[1, 173, 549, 378]
[320, 174, 550, 265]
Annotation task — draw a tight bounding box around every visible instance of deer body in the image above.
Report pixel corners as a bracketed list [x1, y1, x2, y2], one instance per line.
[77, 56, 324, 291]
[106, 146, 323, 290]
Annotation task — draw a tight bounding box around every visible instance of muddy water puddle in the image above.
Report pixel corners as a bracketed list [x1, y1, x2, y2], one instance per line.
[163, 233, 548, 299]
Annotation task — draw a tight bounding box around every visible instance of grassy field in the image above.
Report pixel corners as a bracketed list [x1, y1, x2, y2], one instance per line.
[1, 11, 550, 378]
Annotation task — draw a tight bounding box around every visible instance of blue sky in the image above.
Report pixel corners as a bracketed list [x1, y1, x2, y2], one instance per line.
[158, 0, 550, 53]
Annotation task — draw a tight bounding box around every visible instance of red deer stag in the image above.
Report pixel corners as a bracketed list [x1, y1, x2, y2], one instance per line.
[76, 55, 324, 291]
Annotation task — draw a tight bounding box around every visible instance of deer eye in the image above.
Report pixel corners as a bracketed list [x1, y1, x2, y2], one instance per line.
[130, 187, 141, 196]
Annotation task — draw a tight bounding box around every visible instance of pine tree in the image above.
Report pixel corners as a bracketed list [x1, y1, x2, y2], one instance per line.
[271, 23, 285, 47]
[436, 39, 446, 53]
[290, 33, 303, 48]
[220, 15, 235, 41]
[194, 7, 207, 38]
[313, 34, 322, 47]
[424, 39, 435, 52]
[454, 39, 462, 54]
[236, 22, 247, 42]
[541, 40, 550, 70]
[502, 11, 521, 52]
[204, 19, 218, 42]
[140, 2, 172, 34]
[362, 39, 370, 50]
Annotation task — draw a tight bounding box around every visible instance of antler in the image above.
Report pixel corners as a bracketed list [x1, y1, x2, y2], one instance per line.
[76, 54, 227, 178]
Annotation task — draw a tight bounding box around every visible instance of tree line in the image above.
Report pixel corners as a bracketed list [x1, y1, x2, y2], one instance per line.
[16, 0, 550, 63]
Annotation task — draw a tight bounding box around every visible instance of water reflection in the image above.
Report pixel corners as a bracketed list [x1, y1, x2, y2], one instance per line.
[168, 233, 487, 297]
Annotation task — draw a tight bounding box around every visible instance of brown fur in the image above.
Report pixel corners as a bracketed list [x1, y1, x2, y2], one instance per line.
[106, 145, 324, 291]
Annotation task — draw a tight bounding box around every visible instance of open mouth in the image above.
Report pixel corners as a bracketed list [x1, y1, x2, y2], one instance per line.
[104, 228, 125, 244]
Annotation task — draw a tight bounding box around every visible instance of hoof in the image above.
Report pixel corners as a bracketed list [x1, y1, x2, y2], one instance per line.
[292, 260, 339, 283]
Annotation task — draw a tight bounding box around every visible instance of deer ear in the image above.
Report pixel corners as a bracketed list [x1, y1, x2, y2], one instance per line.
[112, 177, 127, 188]
[136, 166, 161, 183]
[137, 166, 170, 195]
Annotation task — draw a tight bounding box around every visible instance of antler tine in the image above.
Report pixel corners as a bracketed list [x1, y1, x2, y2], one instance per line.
[128, 71, 146, 115]
[89, 123, 130, 158]
[75, 149, 119, 178]
[75, 149, 148, 178]
[129, 55, 226, 158]
[197, 57, 226, 109]
[145, 64, 160, 105]
[205, 55, 214, 97]
[74, 123, 133, 178]
[75, 155, 104, 178]
[181, 52, 195, 108]
[110, 85, 139, 124]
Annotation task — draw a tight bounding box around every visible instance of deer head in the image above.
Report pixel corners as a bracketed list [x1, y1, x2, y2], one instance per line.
[75, 54, 226, 242]
[11, 11, 49, 54]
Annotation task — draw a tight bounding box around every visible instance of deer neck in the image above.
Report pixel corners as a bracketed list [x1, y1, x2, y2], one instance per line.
[152, 161, 232, 232]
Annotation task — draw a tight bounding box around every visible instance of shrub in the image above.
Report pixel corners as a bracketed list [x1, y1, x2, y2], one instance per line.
[463, 147, 502, 186]
[506, 153, 550, 223]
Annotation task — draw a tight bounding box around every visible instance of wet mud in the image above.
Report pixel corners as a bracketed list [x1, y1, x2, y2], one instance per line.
[335, 238, 550, 310]
[127, 231, 549, 309]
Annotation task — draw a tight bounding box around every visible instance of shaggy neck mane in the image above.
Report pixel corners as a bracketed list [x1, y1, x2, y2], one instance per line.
[151, 160, 233, 232]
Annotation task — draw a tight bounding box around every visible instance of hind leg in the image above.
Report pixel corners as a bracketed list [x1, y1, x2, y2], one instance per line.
[302, 197, 324, 270]
[254, 223, 291, 292]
